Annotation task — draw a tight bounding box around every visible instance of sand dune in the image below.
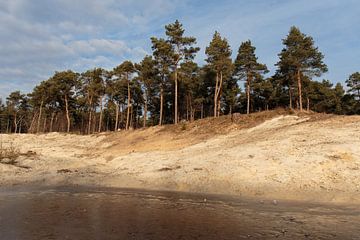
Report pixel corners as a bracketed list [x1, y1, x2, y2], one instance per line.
[1, 111, 360, 204]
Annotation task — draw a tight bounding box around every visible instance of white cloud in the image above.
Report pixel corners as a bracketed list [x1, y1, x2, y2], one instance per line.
[0, 0, 178, 98]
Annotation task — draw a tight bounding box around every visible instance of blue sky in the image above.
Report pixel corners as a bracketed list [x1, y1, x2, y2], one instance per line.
[0, 0, 359, 99]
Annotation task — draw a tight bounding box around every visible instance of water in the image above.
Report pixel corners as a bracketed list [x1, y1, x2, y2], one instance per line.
[0, 186, 359, 240]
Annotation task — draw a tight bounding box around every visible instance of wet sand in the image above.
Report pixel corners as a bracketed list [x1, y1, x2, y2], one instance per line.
[0, 187, 359, 240]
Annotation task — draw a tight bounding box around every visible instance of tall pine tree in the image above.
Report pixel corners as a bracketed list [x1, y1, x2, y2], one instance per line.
[234, 40, 268, 114]
[277, 26, 327, 111]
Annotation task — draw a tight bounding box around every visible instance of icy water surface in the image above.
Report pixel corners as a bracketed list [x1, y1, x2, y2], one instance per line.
[0, 187, 359, 240]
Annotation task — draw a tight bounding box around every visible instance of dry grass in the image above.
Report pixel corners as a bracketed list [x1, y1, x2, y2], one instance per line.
[0, 141, 35, 169]
[0, 143, 20, 165]
[99, 108, 326, 157]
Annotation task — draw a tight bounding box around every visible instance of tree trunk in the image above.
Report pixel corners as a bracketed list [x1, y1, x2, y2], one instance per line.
[43, 115, 47, 132]
[50, 112, 55, 132]
[6, 117, 10, 133]
[159, 86, 164, 126]
[120, 104, 124, 126]
[18, 119, 21, 133]
[174, 68, 178, 124]
[246, 74, 251, 115]
[37, 100, 43, 133]
[289, 87, 293, 109]
[201, 103, 204, 119]
[64, 95, 70, 133]
[92, 108, 96, 133]
[217, 71, 223, 117]
[307, 97, 310, 111]
[297, 69, 303, 111]
[14, 113, 18, 134]
[214, 72, 219, 117]
[130, 102, 134, 129]
[88, 96, 93, 134]
[126, 74, 131, 130]
[115, 102, 119, 131]
[98, 95, 103, 133]
[88, 109, 92, 134]
[143, 91, 148, 128]
[29, 112, 38, 133]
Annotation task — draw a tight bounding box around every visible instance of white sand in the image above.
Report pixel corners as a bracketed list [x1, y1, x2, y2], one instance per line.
[1, 114, 360, 204]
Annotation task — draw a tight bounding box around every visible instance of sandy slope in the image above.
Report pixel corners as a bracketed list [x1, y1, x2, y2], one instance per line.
[1, 112, 360, 204]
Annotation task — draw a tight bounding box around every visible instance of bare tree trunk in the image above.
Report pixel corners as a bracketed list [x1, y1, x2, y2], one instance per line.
[98, 95, 103, 133]
[126, 75, 131, 130]
[159, 86, 164, 126]
[88, 109, 92, 134]
[214, 72, 219, 117]
[18, 119, 21, 133]
[186, 94, 189, 121]
[201, 103, 204, 119]
[50, 112, 55, 132]
[246, 74, 251, 115]
[92, 109, 96, 133]
[297, 69, 303, 111]
[174, 68, 178, 124]
[143, 91, 148, 128]
[218, 71, 223, 117]
[6, 117, 10, 133]
[130, 101, 134, 129]
[87, 96, 93, 134]
[43, 115, 47, 132]
[29, 111, 38, 133]
[120, 104, 124, 125]
[37, 100, 43, 133]
[115, 102, 119, 131]
[14, 113, 18, 134]
[307, 97, 310, 111]
[64, 95, 70, 133]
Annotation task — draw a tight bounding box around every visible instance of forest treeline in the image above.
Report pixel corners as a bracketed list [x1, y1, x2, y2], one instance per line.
[1, 21, 359, 134]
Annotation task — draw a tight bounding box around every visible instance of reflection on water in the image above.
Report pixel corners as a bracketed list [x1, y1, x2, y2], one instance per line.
[0, 187, 359, 240]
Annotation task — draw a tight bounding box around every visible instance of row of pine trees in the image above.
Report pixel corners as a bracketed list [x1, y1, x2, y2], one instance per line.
[1, 21, 359, 134]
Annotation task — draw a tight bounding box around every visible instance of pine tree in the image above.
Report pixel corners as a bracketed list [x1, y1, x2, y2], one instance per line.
[205, 31, 233, 117]
[113, 61, 135, 130]
[346, 72, 360, 100]
[277, 26, 327, 111]
[50, 70, 80, 132]
[164, 20, 199, 124]
[135, 56, 158, 127]
[151, 37, 172, 125]
[234, 40, 268, 114]
[6, 91, 26, 133]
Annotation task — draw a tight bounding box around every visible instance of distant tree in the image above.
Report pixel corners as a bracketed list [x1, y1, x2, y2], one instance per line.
[113, 61, 136, 130]
[135, 56, 158, 127]
[179, 61, 202, 121]
[29, 80, 52, 133]
[234, 40, 268, 114]
[277, 26, 327, 111]
[346, 72, 360, 100]
[106, 72, 127, 131]
[164, 20, 199, 124]
[223, 76, 240, 114]
[50, 70, 80, 133]
[6, 91, 27, 133]
[151, 37, 172, 125]
[253, 77, 274, 111]
[80, 68, 106, 134]
[205, 31, 233, 117]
